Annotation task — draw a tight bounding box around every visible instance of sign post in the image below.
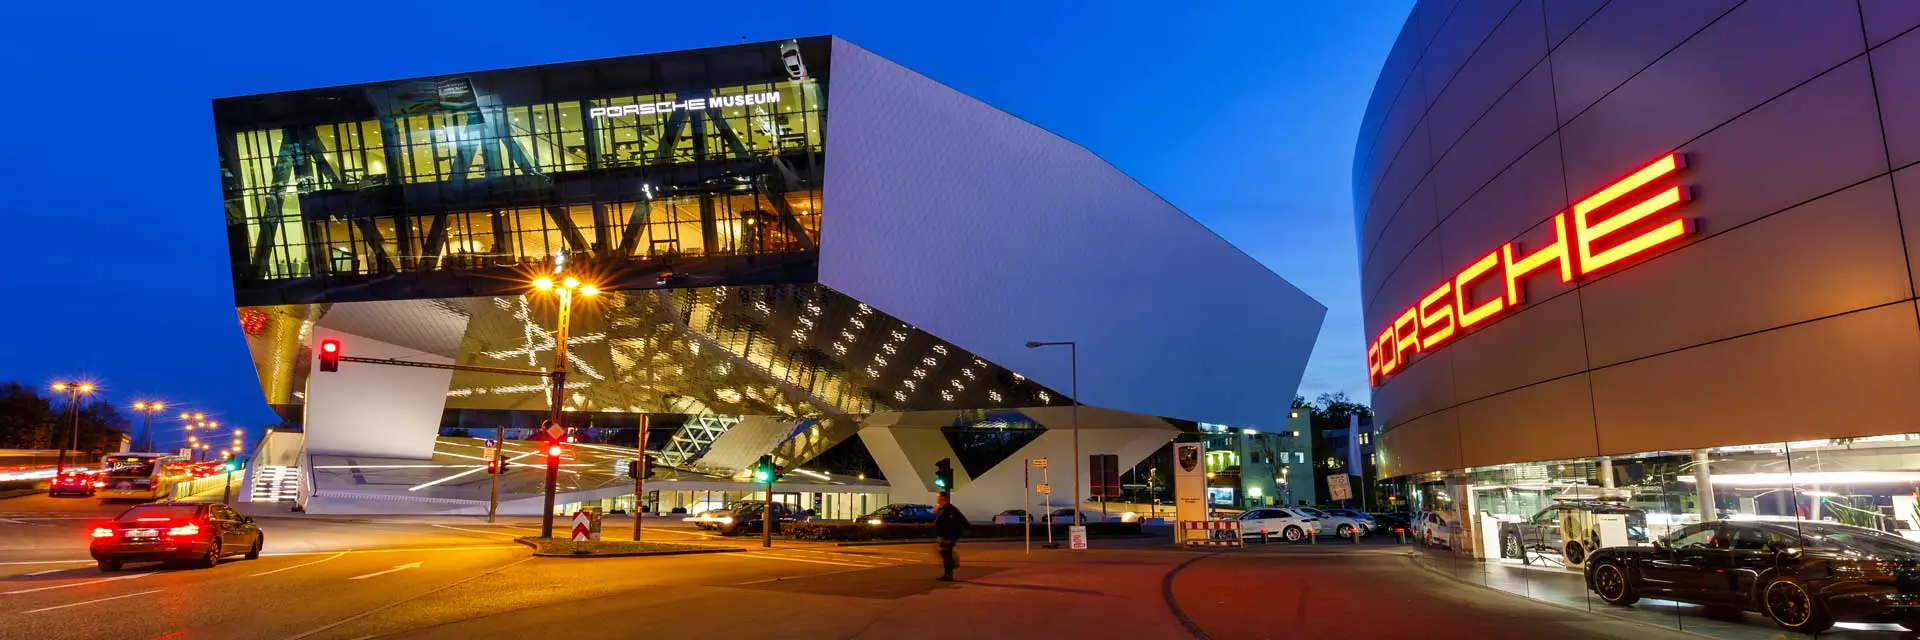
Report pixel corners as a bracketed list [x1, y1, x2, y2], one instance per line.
[570, 510, 592, 554]
[1037, 457, 1056, 549]
[1328, 474, 1352, 503]
[488, 426, 502, 523]
[632, 415, 649, 542]
[1173, 443, 1205, 546]
[1023, 458, 1031, 555]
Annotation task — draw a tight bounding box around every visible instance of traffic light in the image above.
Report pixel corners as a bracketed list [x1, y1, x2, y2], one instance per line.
[933, 457, 953, 492]
[753, 455, 774, 484]
[497, 456, 511, 474]
[318, 339, 341, 372]
[487, 458, 500, 474]
[627, 456, 648, 480]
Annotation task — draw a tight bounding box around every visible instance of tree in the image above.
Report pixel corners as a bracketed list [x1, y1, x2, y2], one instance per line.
[0, 383, 57, 449]
[1310, 391, 1373, 430]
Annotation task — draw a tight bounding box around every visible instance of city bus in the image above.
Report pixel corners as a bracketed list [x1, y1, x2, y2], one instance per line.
[97, 453, 190, 501]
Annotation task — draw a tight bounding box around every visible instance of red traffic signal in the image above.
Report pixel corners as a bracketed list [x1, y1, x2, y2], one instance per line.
[318, 339, 341, 372]
[547, 444, 563, 457]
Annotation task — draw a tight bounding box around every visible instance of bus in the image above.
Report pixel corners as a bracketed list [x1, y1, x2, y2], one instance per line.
[97, 453, 190, 501]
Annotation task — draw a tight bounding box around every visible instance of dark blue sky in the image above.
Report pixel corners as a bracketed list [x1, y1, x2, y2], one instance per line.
[0, 0, 1411, 437]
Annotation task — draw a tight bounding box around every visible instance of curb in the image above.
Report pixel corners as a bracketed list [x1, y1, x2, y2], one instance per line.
[1401, 551, 1716, 640]
[834, 534, 1159, 547]
[512, 537, 745, 558]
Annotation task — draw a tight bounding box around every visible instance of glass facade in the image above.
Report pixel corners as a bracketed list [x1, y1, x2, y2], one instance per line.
[214, 37, 831, 305]
[1393, 435, 1920, 636]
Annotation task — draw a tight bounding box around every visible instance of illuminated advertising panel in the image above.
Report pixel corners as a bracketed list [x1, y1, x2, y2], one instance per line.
[1368, 152, 1693, 386]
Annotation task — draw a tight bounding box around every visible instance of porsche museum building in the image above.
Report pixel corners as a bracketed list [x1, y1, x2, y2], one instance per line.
[214, 37, 1323, 520]
[1359, 1, 1920, 634]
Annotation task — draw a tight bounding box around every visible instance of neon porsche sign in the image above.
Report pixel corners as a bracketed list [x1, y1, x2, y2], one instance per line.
[1367, 152, 1693, 386]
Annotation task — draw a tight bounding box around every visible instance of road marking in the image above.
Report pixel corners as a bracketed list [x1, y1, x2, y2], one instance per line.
[259, 544, 522, 558]
[777, 548, 915, 563]
[0, 559, 93, 566]
[4, 572, 150, 594]
[432, 524, 519, 536]
[24, 589, 162, 614]
[727, 552, 893, 567]
[642, 527, 723, 538]
[251, 551, 348, 577]
[24, 569, 68, 576]
[285, 557, 532, 640]
[348, 561, 422, 580]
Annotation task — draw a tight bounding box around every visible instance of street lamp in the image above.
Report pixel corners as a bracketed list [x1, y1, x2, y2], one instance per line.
[49, 381, 95, 475]
[131, 401, 165, 453]
[530, 267, 600, 538]
[1024, 341, 1082, 528]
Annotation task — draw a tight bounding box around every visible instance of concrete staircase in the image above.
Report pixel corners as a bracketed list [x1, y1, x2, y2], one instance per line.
[250, 465, 302, 502]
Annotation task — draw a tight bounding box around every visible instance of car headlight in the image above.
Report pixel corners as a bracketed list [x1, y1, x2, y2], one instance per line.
[867, 518, 883, 525]
[715, 516, 733, 524]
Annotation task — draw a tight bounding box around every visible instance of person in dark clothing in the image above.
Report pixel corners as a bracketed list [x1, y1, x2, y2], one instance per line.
[933, 493, 968, 581]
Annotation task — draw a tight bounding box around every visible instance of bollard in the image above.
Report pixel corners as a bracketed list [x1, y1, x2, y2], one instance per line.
[1351, 529, 1360, 545]
[1398, 528, 1408, 545]
[1310, 528, 1317, 545]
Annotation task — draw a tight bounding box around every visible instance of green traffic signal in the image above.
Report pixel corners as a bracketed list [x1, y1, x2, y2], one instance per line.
[753, 454, 774, 483]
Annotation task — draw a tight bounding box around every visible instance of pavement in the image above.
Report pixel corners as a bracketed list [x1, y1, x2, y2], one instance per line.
[0, 493, 1706, 639]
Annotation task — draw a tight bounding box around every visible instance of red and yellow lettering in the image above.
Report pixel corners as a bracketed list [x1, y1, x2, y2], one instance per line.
[1453, 250, 1505, 328]
[1366, 340, 1381, 385]
[1418, 282, 1455, 350]
[1393, 307, 1420, 367]
[1574, 153, 1690, 274]
[1502, 212, 1576, 305]
[1376, 328, 1400, 375]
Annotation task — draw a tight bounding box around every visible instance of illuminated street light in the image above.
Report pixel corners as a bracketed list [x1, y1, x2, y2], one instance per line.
[131, 401, 166, 452]
[528, 267, 601, 538]
[49, 381, 95, 475]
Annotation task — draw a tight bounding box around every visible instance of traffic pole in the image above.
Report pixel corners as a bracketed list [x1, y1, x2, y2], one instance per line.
[632, 415, 648, 542]
[540, 287, 574, 539]
[222, 467, 232, 504]
[1023, 459, 1031, 555]
[489, 425, 502, 524]
[763, 474, 774, 549]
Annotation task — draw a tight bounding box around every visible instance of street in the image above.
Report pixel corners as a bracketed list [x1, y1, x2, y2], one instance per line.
[0, 496, 1684, 640]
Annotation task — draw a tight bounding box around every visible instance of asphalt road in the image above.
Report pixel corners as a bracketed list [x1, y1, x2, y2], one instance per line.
[0, 491, 1699, 640]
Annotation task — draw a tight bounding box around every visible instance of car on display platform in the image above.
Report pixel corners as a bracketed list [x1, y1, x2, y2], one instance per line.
[1234, 507, 1320, 542]
[1294, 506, 1369, 539]
[49, 472, 100, 497]
[1499, 500, 1651, 566]
[91, 502, 263, 572]
[861, 503, 937, 525]
[1585, 520, 1920, 634]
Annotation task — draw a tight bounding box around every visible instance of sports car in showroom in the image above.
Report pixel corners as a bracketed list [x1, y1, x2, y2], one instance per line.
[1585, 520, 1920, 634]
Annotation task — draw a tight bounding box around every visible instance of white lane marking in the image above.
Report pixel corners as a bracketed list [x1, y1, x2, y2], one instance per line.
[726, 552, 893, 567]
[348, 561, 422, 580]
[24, 569, 68, 576]
[0, 559, 93, 566]
[23, 589, 161, 614]
[251, 551, 348, 577]
[432, 524, 519, 536]
[642, 527, 723, 538]
[258, 544, 522, 558]
[4, 572, 150, 594]
[778, 549, 916, 564]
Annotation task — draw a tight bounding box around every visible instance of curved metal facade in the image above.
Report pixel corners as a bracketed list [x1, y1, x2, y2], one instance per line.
[1356, 1, 1920, 478]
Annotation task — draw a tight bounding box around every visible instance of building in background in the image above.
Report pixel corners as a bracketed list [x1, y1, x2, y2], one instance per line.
[1317, 414, 1377, 508]
[1357, 2, 1920, 634]
[1200, 409, 1315, 509]
[215, 36, 1325, 516]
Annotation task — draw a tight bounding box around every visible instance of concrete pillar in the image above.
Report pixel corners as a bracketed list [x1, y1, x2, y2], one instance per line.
[1693, 449, 1716, 522]
[1599, 457, 1614, 489]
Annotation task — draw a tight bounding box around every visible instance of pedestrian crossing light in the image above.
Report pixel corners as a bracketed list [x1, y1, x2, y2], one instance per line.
[933, 457, 953, 491]
[318, 339, 341, 372]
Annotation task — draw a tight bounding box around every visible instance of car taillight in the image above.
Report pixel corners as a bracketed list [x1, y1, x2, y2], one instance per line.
[167, 523, 201, 537]
[91, 528, 115, 538]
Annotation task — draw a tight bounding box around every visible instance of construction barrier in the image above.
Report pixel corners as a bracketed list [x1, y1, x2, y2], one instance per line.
[1178, 520, 1242, 547]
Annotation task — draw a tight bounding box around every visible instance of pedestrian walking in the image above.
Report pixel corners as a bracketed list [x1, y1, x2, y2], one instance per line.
[934, 493, 969, 581]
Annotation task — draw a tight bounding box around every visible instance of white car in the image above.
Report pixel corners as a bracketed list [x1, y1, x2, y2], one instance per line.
[1294, 506, 1369, 539]
[1041, 508, 1102, 524]
[1323, 508, 1378, 532]
[1235, 507, 1321, 542]
[1414, 511, 1451, 548]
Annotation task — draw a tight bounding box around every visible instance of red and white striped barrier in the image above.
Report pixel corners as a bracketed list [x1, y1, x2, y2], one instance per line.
[1178, 520, 1242, 547]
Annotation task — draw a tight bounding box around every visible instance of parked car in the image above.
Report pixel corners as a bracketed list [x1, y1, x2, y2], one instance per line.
[993, 509, 1029, 524]
[861, 504, 937, 525]
[1040, 508, 1101, 524]
[91, 502, 262, 571]
[1294, 506, 1368, 539]
[1235, 507, 1320, 542]
[1323, 508, 1378, 532]
[1586, 521, 1920, 634]
[1414, 511, 1451, 548]
[1368, 512, 1413, 533]
[49, 472, 99, 497]
[1499, 500, 1651, 566]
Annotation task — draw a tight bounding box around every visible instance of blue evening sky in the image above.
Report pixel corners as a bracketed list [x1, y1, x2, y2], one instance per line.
[0, 1, 1411, 437]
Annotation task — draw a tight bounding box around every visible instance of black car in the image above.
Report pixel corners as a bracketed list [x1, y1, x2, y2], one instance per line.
[1499, 500, 1650, 565]
[90, 502, 263, 571]
[861, 504, 936, 525]
[1368, 512, 1413, 533]
[1586, 520, 1920, 634]
[716, 501, 805, 536]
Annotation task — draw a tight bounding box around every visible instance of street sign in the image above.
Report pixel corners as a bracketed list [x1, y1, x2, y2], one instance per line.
[1327, 474, 1353, 501]
[481, 448, 497, 462]
[1089, 454, 1120, 498]
[544, 423, 567, 441]
[1069, 525, 1088, 550]
[614, 459, 631, 477]
[570, 510, 592, 543]
[1033, 458, 1049, 469]
[1035, 483, 1052, 494]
